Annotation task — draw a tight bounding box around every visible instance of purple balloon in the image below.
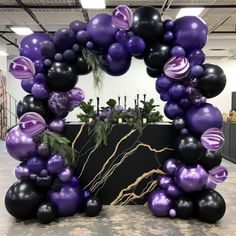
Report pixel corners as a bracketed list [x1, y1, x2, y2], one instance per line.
[168, 84, 186, 101]
[21, 78, 35, 93]
[171, 46, 186, 57]
[174, 16, 208, 51]
[70, 177, 80, 187]
[112, 5, 133, 30]
[69, 20, 87, 34]
[9, 56, 35, 80]
[76, 30, 89, 45]
[108, 43, 127, 60]
[53, 28, 75, 52]
[49, 186, 81, 216]
[156, 76, 172, 91]
[15, 163, 30, 180]
[158, 175, 173, 189]
[19, 112, 46, 136]
[67, 87, 85, 110]
[82, 189, 92, 200]
[6, 126, 37, 161]
[189, 65, 204, 78]
[27, 156, 46, 174]
[39, 40, 56, 60]
[209, 166, 228, 184]
[58, 166, 73, 183]
[126, 36, 145, 56]
[63, 49, 76, 61]
[175, 164, 208, 192]
[205, 176, 217, 189]
[72, 43, 80, 52]
[186, 103, 223, 135]
[31, 83, 49, 99]
[44, 59, 52, 66]
[163, 31, 174, 43]
[166, 184, 182, 198]
[48, 92, 70, 118]
[54, 53, 63, 62]
[87, 14, 118, 48]
[49, 119, 66, 134]
[115, 30, 129, 45]
[178, 97, 192, 109]
[34, 59, 45, 73]
[20, 33, 52, 61]
[164, 101, 184, 120]
[164, 19, 174, 30]
[160, 92, 170, 102]
[37, 143, 51, 158]
[34, 73, 46, 83]
[86, 41, 94, 50]
[47, 154, 65, 174]
[169, 208, 177, 217]
[163, 158, 180, 175]
[148, 190, 173, 217]
[188, 49, 205, 66]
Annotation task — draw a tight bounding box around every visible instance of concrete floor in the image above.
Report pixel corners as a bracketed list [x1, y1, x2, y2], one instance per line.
[0, 140, 236, 236]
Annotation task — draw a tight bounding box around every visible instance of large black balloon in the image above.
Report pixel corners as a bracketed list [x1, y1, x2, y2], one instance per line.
[200, 150, 222, 170]
[176, 135, 205, 164]
[172, 117, 186, 132]
[5, 180, 45, 219]
[85, 196, 102, 217]
[197, 64, 226, 98]
[47, 62, 78, 91]
[175, 196, 194, 219]
[195, 189, 226, 223]
[73, 53, 92, 75]
[131, 6, 163, 43]
[146, 67, 161, 78]
[17, 95, 54, 121]
[144, 43, 170, 70]
[37, 202, 56, 224]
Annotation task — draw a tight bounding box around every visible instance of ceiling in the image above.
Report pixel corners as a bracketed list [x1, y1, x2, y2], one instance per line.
[0, 0, 236, 59]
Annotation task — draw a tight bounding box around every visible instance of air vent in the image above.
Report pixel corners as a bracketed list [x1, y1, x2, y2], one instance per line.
[209, 48, 227, 51]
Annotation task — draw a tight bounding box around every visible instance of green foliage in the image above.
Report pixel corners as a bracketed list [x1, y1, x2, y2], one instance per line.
[77, 99, 96, 122]
[106, 99, 117, 108]
[140, 98, 159, 116]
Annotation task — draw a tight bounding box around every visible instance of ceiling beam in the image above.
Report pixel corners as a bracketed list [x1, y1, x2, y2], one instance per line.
[0, 34, 18, 48]
[74, 0, 89, 23]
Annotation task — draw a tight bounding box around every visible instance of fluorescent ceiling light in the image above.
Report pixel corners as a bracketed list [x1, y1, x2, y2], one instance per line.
[80, 0, 106, 9]
[10, 26, 33, 36]
[0, 51, 8, 56]
[176, 8, 204, 19]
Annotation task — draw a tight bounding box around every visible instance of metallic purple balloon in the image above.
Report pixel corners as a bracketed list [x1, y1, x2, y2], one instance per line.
[205, 176, 217, 189]
[9, 56, 35, 80]
[34, 59, 45, 73]
[169, 208, 177, 217]
[19, 112, 46, 136]
[49, 119, 66, 134]
[163, 158, 180, 175]
[49, 186, 81, 216]
[47, 154, 65, 174]
[126, 36, 145, 56]
[69, 20, 87, 34]
[48, 92, 70, 118]
[166, 184, 182, 198]
[156, 76, 172, 92]
[6, 126, 37, 161]
[178, 97, 192, 109]
[164, 56, 190, 80]
[86, 41, 94, 49]
[63, 49, 76, 61]
[189, 65, 204, 78]
[67, 87, 85, 110]
[112, 5, 133, 30]
[20, 33, 52, 61]
[76, 30, 89, 45]
[21, 78, 35, 93]
[209, 166, 228, 184]
[54, 53, 63, 62]
[115, 30, 129, 45]
[58, 166, 73, 183]
[175, 164, 208, 192]
[70, 177, 80, 187]
[164, 19, 174, 31]
[160, 92, 170, 102]
[34, 73, 46, 83]
[44, 59, 52, 66]
[37, 143, 51, 158]
[148, 190, 173, 217]
[201, 128, 225, 151]
[168, 84, 186, 101]
[188, 49, 205, 66]
[158, 175, 173, 189]
[87, 14, 118, 48]
[15, 163, 30, 180]
[27, 156, 46, 174]
[108, 43, 127, 60]
[163, 31, 174, 43]
[186, 103, 223, 136]
[82, 189, 92, 200]
[164, 101, 184, 120]
[171, 46, 185, 57]
[174, 16, 208, 51]
[31, 83, 49, 99]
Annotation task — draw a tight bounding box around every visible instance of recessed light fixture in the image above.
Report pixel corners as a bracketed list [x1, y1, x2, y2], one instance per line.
[10, 26, 33, 36]
[80, 0, 106, 9]
[0, 51, 8, 56]
[176, 8, 204, 19]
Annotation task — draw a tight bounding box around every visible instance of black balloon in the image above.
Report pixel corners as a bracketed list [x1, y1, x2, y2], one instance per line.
[200, 150, 222, 170]
[17, 95, 54, 121]
[172, 117, 186, 132]
[36, 175, 54, 188]
[144, 43, 170, 70]
[134, 54, 144, 60]
[176, 135, 205, 164]
[40, 40, 56, 59]
[175, 196, 194, 219]
[85, 196, 102, 217]
[146, 67, 161, 78]
[131, 6, 163, 42]
[73, 53, 92, 75]
[195, 189, 226, 223]
[47, 62, 78, 91]
[5, 180, 45, 219]
[37, 202, 56, 224]
[197, 64, 226, 98]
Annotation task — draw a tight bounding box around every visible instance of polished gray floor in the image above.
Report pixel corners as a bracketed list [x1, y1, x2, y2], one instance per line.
[0, 140, 236, 236]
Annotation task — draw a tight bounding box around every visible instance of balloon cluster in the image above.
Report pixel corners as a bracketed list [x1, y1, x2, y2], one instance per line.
[6, 4, 227, 224]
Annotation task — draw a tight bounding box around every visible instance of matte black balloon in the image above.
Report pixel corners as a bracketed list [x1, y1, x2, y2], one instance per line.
[5, 179, 45, 219]
[37, 202, 56, 224]
[144, 43, 170, 70]
[85, 196, 102, 217]
[73, 54, 92, 75]
[200, 150, 222, 170]
[131, 6, 163, 42]
[47, 62, 78, 91]
[146, 67, 161, 78]
[36, 175, 54, 188]
[40, 40, 56, 59]
[172, 117, 186, 132]
[197, 64, 226, 98]
[175, 196, 194, 219]
[195, 189, 226, 223]
[176, 135, 205, 164]
[17, 95, 54, 121]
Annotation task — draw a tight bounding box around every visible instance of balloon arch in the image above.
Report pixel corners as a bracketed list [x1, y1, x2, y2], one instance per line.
[5, 5, 227, 224]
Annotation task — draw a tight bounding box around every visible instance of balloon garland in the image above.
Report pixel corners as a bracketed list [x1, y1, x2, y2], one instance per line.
[6, 5, 228, 224]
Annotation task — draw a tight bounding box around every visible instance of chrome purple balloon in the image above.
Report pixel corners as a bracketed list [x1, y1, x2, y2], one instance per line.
[27, 156, 46, 174]
[47, 154, 65, 174]
[209, 166, 228, 184]
[163, 158, 180, 175]
[201, 128, 225, 151]
[31, 83, 49, 99]
[49, 119, 66, 134]
[166, 184, 182, 198]
[67, 87, 85, 110]
[112, 5, 133, 30]
[37, 143, 51, 158]
[58, 166, 73, 183]
[9, 56, 35, 80]
[126, 36, 145, 56]
[19, 112, 46, 136]
[15, 163, 30, 180]
[164, 56, 189, 80]
[158, 175, 173, 189]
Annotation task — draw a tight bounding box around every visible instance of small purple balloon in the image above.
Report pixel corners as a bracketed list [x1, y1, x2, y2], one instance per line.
[21, 78, 34, 93]
[54, 53, 63, 62]
[209, 166, 228, 184]
[63, 49, 76, 61]
[70, 177, 80, 187]
[31, 83, 49, 99]
[163, 158, 180, 175]
[69, 20, 87, 34]
[86, 41, 94, 49]
[82, 189, 92, 200]
[171, 46, 186, 57]
[67, 87, 85, 110]
[158, 175, 173, 189]
[72, 43, 80, 52]
[76, 30, 89, 45]
[156, 76, 172, 91]
[205, 176, 217, 189]
[37, 143, 51, 158]
[169, 208, 177, 217]
[44, 59, 52, 66]
[15, 163, 30, 180]
[34, 73, 46, 83]
[27, 156, 46, 174]
[164, 101, 184, 120]
[34, 59, 45, 73]
[163, 31, 174, 43]
[115, 30, 129, 45]
[47, 154, 65, 174]
[49, 119, 66, 134]
[166, 184, 182, 198]
[188, 49, 205, 66]
[178, 97, 192, 109]
[148, 190, 173, 217]
[189, 65, 204, 78]
[58, 166, 73, 183]
[168, 84, 186, 101]
[160, 92, 170, 102]
[126, 36, 145, 56]
[108, 43, 127, 60]
[164, 19, 174, 30]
